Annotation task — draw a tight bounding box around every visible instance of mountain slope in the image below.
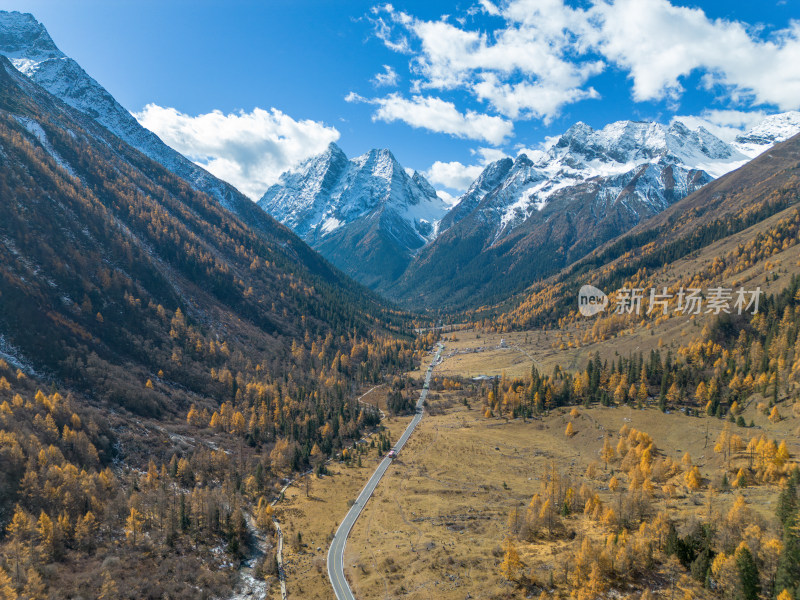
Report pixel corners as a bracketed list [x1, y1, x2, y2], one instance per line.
[492, 131, 800, 330]
[0, 50, 425, 598]
[0, 52, 410, 412]
[259, 143, 448, 288]
[390, 116, 800, 310]
[0, 10, 292, 239]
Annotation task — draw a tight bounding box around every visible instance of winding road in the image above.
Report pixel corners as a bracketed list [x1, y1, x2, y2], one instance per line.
[327, 343, 444, 600]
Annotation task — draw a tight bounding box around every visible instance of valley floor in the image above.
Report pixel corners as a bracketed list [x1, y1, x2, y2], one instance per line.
[274, 333, 799, 599]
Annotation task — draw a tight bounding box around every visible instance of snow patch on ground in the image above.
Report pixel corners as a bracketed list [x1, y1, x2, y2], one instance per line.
[320, 216, 342, 234]
[13, 115, 77, 177]
[0, 334, 37, 376]
[227, 572, 268, 600]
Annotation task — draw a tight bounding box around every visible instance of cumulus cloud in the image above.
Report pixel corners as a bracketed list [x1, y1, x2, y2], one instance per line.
[346, 92, 513, 144]
[380, 2, 602, 122]
[372, 64, 399, 87]
[371, 1, 603, 123]
[135, 104, 340, 200]
[592, 0, 800, 109]
[436, 189, 460, 206]
[424, 147, 516, 194]
[425, 160, 486, 191]
[369, 0, 800, 129]
[474, 146, 509, 163]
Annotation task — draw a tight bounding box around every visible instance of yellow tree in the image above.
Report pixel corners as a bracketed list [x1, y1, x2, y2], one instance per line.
[601, 437, 616, 470]
[22, 568, 45, 599]
[0, 567, 16, 600]
[35, 511, 54, 562]
[695, 381, 708, 404]
[499, 537, 523, 582]
[98, 570, 119, 600]
[775, 441, 790, 468]
[684, 466, 702, 491]
[125, 507, 144, 546]
[667, 382, 681, 405]
[565, 422, 575, 437]
[74, 512, 98, 551]
[637, 381, 648, 405]
[255, 497, 275, 532]
[735, 468, 748, 488]
[270, 438, 295, 473]
[6, 505, 30, 587]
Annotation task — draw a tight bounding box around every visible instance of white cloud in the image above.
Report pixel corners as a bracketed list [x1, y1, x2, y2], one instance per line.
[478, 0, 501, 17]
[372, 1, 603, 122]
[370, 6, 412, 53]
[473, 74, 601, 122]
[135, 104, 339, 200]
[436, 189, 459, 206]
[370, 0, 800, 128]
[347, 92, 513, 144]
[473, 146, 509, 163]
[425, 160, 485, 191]
[591, 0, 800, 109]
[372, 64, 399, 87]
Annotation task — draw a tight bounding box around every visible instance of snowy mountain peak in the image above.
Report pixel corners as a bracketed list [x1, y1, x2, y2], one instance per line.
[442, 112, 800, 243]
[513, 153, 534, 168]
[259, 145, 447, 241]
[0, 12, 62, 68]
[735, 111, 800, 148]
[412, 170, 438, 198]
[321, 140, 347, 160]
[258, 146, 449, 288]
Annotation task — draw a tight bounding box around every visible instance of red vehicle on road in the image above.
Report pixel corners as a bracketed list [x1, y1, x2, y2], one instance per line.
[387, 450, 397, 459]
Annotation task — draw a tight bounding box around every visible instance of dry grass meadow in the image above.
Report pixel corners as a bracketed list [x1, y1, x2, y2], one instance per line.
[271, 332, 800, 599]
[341, 396, 797, 599]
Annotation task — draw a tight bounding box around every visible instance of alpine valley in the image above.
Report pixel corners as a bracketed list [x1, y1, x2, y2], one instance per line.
[6, 8, 800, 600]
[261, 111, 800, 309]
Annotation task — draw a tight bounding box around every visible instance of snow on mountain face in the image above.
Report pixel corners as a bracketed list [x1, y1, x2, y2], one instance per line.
[259, 143, 448, 245]
[0, 11, 247, 212]
[448, 114, 800, 242]
[439, 157, 514, 232]
[734, 111, 800, 154]
[0, 11, 62, 65]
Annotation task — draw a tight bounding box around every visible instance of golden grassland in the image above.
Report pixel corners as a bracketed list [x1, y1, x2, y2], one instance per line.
[273, 352, 800, 600]
[271, 211, 800, 598]
[341, 394, 797, 599]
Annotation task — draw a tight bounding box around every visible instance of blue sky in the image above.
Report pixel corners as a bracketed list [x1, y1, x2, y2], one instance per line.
[3, 0, 799, 199]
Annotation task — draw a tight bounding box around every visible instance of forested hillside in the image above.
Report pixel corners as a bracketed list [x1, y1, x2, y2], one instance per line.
[0, 55, 428, 598]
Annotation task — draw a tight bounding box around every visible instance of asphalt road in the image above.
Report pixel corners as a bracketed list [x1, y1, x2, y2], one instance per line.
[327, 343, 444, 600]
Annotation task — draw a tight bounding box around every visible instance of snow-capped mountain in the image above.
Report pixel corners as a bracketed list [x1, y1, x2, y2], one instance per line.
[441, 119, 765, 242]
[389, 115, 800, 308]
[733, 111, 800, 155]
[259, 143, 448, 288]
[0, 11, 278, 235]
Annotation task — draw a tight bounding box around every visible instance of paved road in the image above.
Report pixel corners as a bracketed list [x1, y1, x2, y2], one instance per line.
[327, 343, 444, 600]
